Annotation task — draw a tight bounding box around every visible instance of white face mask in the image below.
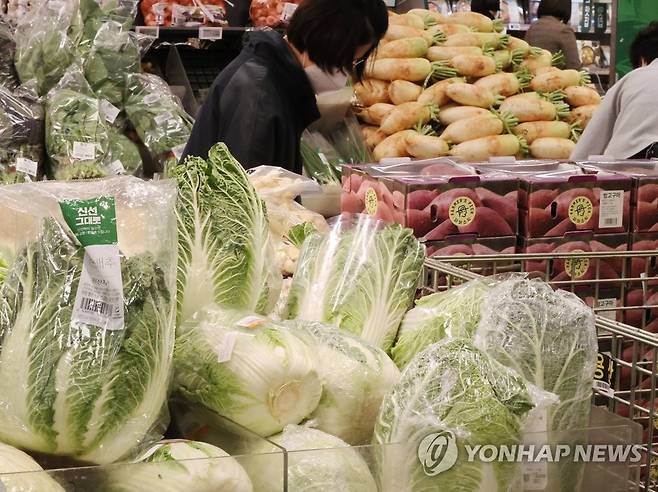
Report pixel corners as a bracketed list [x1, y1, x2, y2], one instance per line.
[304, 65, 348, 95]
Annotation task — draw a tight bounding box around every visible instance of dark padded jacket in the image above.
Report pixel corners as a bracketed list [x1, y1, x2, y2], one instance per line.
[182, 29, 320, 173]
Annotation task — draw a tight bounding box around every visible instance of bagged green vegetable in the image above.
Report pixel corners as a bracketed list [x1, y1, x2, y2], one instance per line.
[104, 128, 143, 176]
[125, 73, 194, 163]
[79, 0, 139, 54]
[84, 20, 153, 106]
[0, 86, 45, 184]
[0, 19, 19, 91]
[300, 130, 343, 185]
[46, 64, 110, 180]
[0, 176, 177, 464]
[14, 0, 76, 95]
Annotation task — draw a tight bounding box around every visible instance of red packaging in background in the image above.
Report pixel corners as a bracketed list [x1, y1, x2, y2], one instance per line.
[250, 0, 302, 28]
[426, 235, 516, 257]
[141, 0, 227, 27]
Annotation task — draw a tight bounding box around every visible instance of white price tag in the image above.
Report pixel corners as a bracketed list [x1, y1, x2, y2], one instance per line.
[72, 141, 96, 160]
[522, 461, 548, 491]
[596, 298, 617, 321]
[599, 190, 624, 228]
[217, 331, 239, 363]
[172, 143, 186, 161]
[154, 112, 173, 125]
[136, 26, 160, 38]
[280, 2, 298, 22]
[143, 93, 160, 105]
[236, 315, 268, 329]
[107, 160, 126, 175]
[100, 100, 121, 124]
[15, 157, 38, 177]
[72, 244, 125, 331]
[593, 379, 614, 397]
[199, 27, 223, 40]
[525, 406, 548, 434]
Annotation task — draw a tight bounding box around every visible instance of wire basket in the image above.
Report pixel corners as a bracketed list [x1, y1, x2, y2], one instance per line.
[423, 250, 658, 491]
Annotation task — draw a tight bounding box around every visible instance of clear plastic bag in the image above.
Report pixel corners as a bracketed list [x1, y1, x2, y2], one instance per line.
[300, 130, 344, 185]
[14, 0, 77, 96]
[0, 19, 19, 91]
[250, 0, 302, 28]
[45, 64, 110, 180]
[0, 85, 45, 184]
[0, 176, 177, 464]
[79, 0, 139, 53]
[84, 20, 154, 106]
[104, 128, 144, 177]
[124, 73, 194, 164]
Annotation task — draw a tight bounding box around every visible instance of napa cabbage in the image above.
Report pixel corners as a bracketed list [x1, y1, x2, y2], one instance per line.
[103, 440, 253, 492]
[286, 320, 400, 444]
[373, 338, 542, 492]
[284, 215, 424, 351]
[391, 279, 491, 368]
[247, 425, 377, 492]
[173, 306, 322, 437]
[0, 441, 64, 491]
[173, 143, 281, 323]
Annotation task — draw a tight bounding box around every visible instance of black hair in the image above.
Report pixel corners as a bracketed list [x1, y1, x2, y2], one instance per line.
[630, 21, 658, 69]
[537, 0, 571, 24]
[470, 0, 500, 20]
[287, 0, 388, 80]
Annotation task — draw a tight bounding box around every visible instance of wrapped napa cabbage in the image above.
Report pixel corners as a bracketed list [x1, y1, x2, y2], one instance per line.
[0, 441, 64, 492]
[174, 306, 322, 437]
[247, 425, 377, 492]
[103, 440, 253, 492]
[173, 144, 280, 322]
[125, 73, 193, 161]
[391, 279, 491, 369]
[284, 214, 424, 351]
[374, 338, 548, 492]
[45, 65, 110, 180]
[0, 177, 177, 464]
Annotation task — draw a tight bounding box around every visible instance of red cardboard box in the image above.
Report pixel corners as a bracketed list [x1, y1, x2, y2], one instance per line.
[425, 235, 516, 257]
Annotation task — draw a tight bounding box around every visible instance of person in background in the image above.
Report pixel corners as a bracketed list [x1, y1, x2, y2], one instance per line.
[525, 0, 581, 69]
[470, 0, 500, 20]
[572, 22, 658, 160]
[182, 0, 388, 173]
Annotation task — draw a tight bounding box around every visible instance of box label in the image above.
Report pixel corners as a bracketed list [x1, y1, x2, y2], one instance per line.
[449, 197, 476, 226]
[564, 249, 589, 279]
[365, 188, 378, 216]
[107, 160, 126, 175]
[100, 100, 120, 124]
[568, 196, 593, 225]
[596, 298, 617, 320]
[72, 142, 96, 160]
[199, 27, 223, 40]
[593, 351, 615, 396]
[599, 190, 624, 228]
[15, 157, 38, 177]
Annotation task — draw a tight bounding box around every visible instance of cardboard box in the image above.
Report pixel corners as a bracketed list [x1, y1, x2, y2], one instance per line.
[425, 235, 516, 257]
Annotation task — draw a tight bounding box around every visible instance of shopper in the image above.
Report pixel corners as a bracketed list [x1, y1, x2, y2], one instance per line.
[470, 0, 500, 20]
[572, 22, 658, 159]
[525, 0, 580, 69]
[181, 0, 388, 173]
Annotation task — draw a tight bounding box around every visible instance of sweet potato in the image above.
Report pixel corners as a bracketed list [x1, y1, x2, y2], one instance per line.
[440, 113, 505, 144]
[529, 137, 576, 159]
[341, 192, 364, 213]
[530, 69, 587, 92]
[438, 105, 491, 125]
[564, 86, 601, 107]
[443, 11, 500, 33]
[406, 208, 435, 237]
[356, 103, 395, 126]
[380, 102, 437, 135]
[388, 80, 422, 105]
[574, 206, 599, 230]
[366, 58, 432, 82]
[545, 217, 576, 236]
[417, 77, 464, 106]
[408, 189, 438, 210]
[551, 188, 596, 220]
[374, 199, 395, 222]
[458, 206, 514, 236]
[451, 54, 497, 77]
[499, 94, 558, 122]
[568, 105, 598, 129]
[426, 46, 482, 62]
[529, 189, 558, 209]
[373, 130, 416, 160]
[354, 79, 390, 106]
[405, 134, 450, 159]
[426, 188, 482, 223]
[445, 83, 498, 108]
[423, 219, 459, 240]
[475, 187, 517, 230]
[361, 125, 388, 149]
[428, 244, 474, 256]
[421, 163, 471, 176]
[637, 201, 658, 230]
[474, 72, 524, 97]
[449, 135, 525, 161]
[639, 184, 658, 203]
[527, 207, 554, 236]
[377, 37, 429, 59]
[513, 121, 571, 143]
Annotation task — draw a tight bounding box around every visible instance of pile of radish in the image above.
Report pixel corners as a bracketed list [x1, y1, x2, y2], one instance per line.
[356, 9, 602, 162]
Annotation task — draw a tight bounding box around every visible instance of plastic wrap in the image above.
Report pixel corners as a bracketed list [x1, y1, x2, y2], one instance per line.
[374, 338, 554, 492]
[14, 0, 76, 95]
[140, 0, 228, 27]
[124, 72, 194, 164]
[0, 85, 45, 184]
[284, 214, 424, 352]
[84, 21, 153, 106]
[286, 320, 400, 445]
[0, 20, 19, 90]
[250, 0, 301, 28]
[173, 305, 323, 437]
[45, 64, 110, 180]
[391, 279, 492, 369]
[79, 0, 139, 53]
[0, 441, 64, 491]
[0, 176, 177, 464]
[246, 424, 377, 492]
[300, 130, 343, 185]
[104, 128, 143, 177]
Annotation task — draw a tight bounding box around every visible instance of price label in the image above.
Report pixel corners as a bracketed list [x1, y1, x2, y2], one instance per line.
[599, 190, 624, 228]
[136, 26, 160, 38]
[281, 2, 298, 22]
[199, 27, 223, 40]
[143, 93, 160, 105]
[107, 160, 126, 175]
[596, 298, 617, 321]
[100, 100, 121, 124]
[154, 112, 173, 125]
[72, 142, 96, 160]
[15, 157, 38, 177]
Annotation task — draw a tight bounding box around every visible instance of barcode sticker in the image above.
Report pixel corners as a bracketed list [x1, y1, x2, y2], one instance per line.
[281, 2, 298, 21]
[144, 93, 160, 105]
[199, 27, 223, 40]
[15, 157, 38, 177]
[154, 112, 173, 125]
[599, 190, 624, 228]
[596, 298, 617, 320]
[593, 379, 614, 396]
[236, 315, 268, 329]
[72, 141, 96, 160]
[107, 160, 126, 175]
[100, 99, 121, 124]
[217, 331, 239, 363]
[523, 462, 548, 491]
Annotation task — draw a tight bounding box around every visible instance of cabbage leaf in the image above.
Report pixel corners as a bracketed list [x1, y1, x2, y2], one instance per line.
[0, 441, 64, 491]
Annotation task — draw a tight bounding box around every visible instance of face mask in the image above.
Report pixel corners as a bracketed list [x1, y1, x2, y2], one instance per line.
[304, 65, 348, 95]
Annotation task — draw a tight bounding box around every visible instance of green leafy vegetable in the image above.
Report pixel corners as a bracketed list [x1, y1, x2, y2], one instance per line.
[374, 338, 539, 492]
[0, 20, 19, 90]
[173, 143, 280, 322]
[105, 129, 143, 176]
[79, 0, 139, 54]
[391, 280, 491, 368]
[0, 441, 65, 491]
[285, 216, 424, 351]
[173, 306, 322, 437]
[286, 222, 316, 248]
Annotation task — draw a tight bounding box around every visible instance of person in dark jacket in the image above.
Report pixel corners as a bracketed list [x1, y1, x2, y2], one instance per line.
[525, 0, 581, 69]
[470, 0, 500, 20]
[182, 0, 388, 173]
